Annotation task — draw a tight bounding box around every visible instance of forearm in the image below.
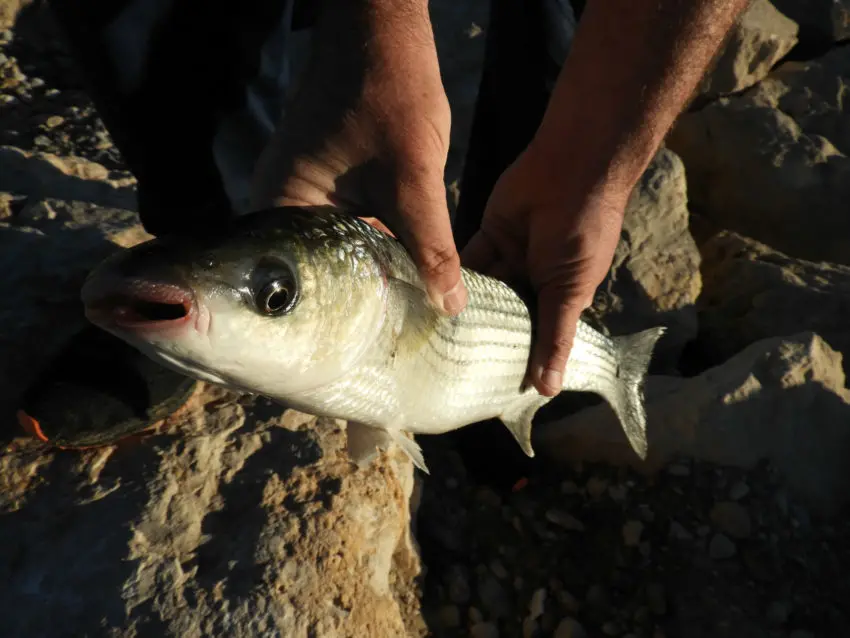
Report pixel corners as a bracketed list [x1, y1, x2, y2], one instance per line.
[532, 0, 749, 197]
[301, 0, 436, 98]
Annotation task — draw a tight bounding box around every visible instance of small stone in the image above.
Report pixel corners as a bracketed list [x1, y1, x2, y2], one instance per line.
[586, 584, 607, 607]
[622, 520, 643, 547]
[45, 88, 60, 98]
[527, 588, 546, 620]
[0, 94, 15, 104]
[479, 575, 511, 619]
[646, 583, 667, 616]
[18, 199, 57, 222]
[667, 462, 691, 476]
[586, 477, 608, 498]
[669, 521, 694, 541]
[522, 617, 538, 638]
[710, 501, 752, 539]
[558, 590, 580, 614]
[546, 509, 585, 531]
[0, 29, 13, 43]
[561, 481, 579, 494]
[729, 480, 750, 500]
[608, 484, 628, 501]
[554, 617, 588, 638]
[44, 115, 64, 129]
[33, 135, 51, 147]
[470, 621, 499, 638]
[765, 601, 789, 626]
[447, 564, 471, 604]
[29, 77, 45, 88]
[602, 620, 624, 636]
[709, 533, 737, 560]
[467, 22, 483, 38]
[438, 605, 461, 628]
[490, 560, 509, 580]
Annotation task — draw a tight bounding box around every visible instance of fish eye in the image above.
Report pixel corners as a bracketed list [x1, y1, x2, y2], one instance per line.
[257, 277, 298, 315]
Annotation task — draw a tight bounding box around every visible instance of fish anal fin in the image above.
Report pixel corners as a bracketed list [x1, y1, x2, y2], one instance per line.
[499, 393, 552, 458]
[345, 421, 430, 475]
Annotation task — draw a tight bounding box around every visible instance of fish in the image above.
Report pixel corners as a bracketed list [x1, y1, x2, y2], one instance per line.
[81, 205, 665, 474]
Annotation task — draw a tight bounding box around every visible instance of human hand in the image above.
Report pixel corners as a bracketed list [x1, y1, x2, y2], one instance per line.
[250, 0, 467, 315]
[461, 145, 628, 397]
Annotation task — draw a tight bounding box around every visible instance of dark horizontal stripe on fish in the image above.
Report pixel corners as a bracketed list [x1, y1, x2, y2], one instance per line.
[431, 325, 530, 351]
[463, 300, 530, 322]
[423, 334, 530, 367]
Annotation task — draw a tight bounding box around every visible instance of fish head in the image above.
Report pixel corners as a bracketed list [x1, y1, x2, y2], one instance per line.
[81, 207, 391, 397]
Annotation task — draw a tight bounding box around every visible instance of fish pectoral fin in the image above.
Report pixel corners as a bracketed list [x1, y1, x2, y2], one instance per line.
[345, 421, 430, 475]
[499, 393, 552, 458]
[345, 421, 393, 469]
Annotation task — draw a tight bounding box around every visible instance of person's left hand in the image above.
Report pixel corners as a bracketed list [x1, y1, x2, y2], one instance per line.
[461, 144, 628, 397]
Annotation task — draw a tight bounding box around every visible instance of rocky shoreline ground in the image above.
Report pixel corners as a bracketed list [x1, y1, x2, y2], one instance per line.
[1, 2, 849, 637]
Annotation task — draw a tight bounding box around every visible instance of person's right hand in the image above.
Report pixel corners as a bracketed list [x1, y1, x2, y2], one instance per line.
[250, 0, 468, 316]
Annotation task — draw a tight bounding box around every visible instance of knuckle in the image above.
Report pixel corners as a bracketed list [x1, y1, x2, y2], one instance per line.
[419, 244, 461, 281]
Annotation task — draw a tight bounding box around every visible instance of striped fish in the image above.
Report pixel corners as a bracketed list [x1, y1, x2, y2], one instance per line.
[81, 206, 664, 473]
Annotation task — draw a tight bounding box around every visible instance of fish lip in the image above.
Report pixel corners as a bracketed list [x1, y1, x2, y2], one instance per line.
[81, 275, 198, 336]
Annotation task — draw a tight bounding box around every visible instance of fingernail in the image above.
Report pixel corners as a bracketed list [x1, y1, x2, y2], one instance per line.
[439, 280, 467, 315]
[540, 367, 562, 394]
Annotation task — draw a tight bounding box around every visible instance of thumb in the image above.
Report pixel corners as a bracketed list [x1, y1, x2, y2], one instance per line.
[528, 284, 593, 397]
[394, 177, 468, 316]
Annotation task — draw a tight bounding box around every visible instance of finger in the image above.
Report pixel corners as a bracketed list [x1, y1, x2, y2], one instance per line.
[528, 287, 593, 397]
[394, 177, 468, 316]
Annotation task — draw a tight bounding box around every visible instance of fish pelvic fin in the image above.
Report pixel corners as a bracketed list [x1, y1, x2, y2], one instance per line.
[606, 325, 667, 460]
[499, 393, 552, 458]
[345, 421, 431, 474]
[346, 421, 392, 469]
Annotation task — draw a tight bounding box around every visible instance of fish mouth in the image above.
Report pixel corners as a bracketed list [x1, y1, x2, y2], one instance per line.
[82, 276, 197, 336]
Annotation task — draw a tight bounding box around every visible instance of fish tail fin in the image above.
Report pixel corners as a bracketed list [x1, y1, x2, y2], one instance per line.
[606, 326, 666, 460]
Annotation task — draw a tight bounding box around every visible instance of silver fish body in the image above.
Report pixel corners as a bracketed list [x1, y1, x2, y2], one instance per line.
[81, 206, 664, 472]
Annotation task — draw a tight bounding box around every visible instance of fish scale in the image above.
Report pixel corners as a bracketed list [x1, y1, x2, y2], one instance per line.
[81, 205, 666, 474]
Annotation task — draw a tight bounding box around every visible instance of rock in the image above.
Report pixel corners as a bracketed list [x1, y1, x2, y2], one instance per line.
[587, 148, 701, 369]
[710, 501, 752, 539]
[700, 0, 799, 96]
[0, 145, 136, 211]
[535, 332, 850, 516]
[709, 533, 738, 559]
[528, 588, 546, 620]
[0, 201, 150, 422]
[0, 392, 424, 637]
[771, 0, 850, 43]
[470, 622, 499, 638]
[554, 617, 588, 638]
[668, 47, 850, 266]
[696, 230, 850, 375]
[0, 0, 33, 30]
